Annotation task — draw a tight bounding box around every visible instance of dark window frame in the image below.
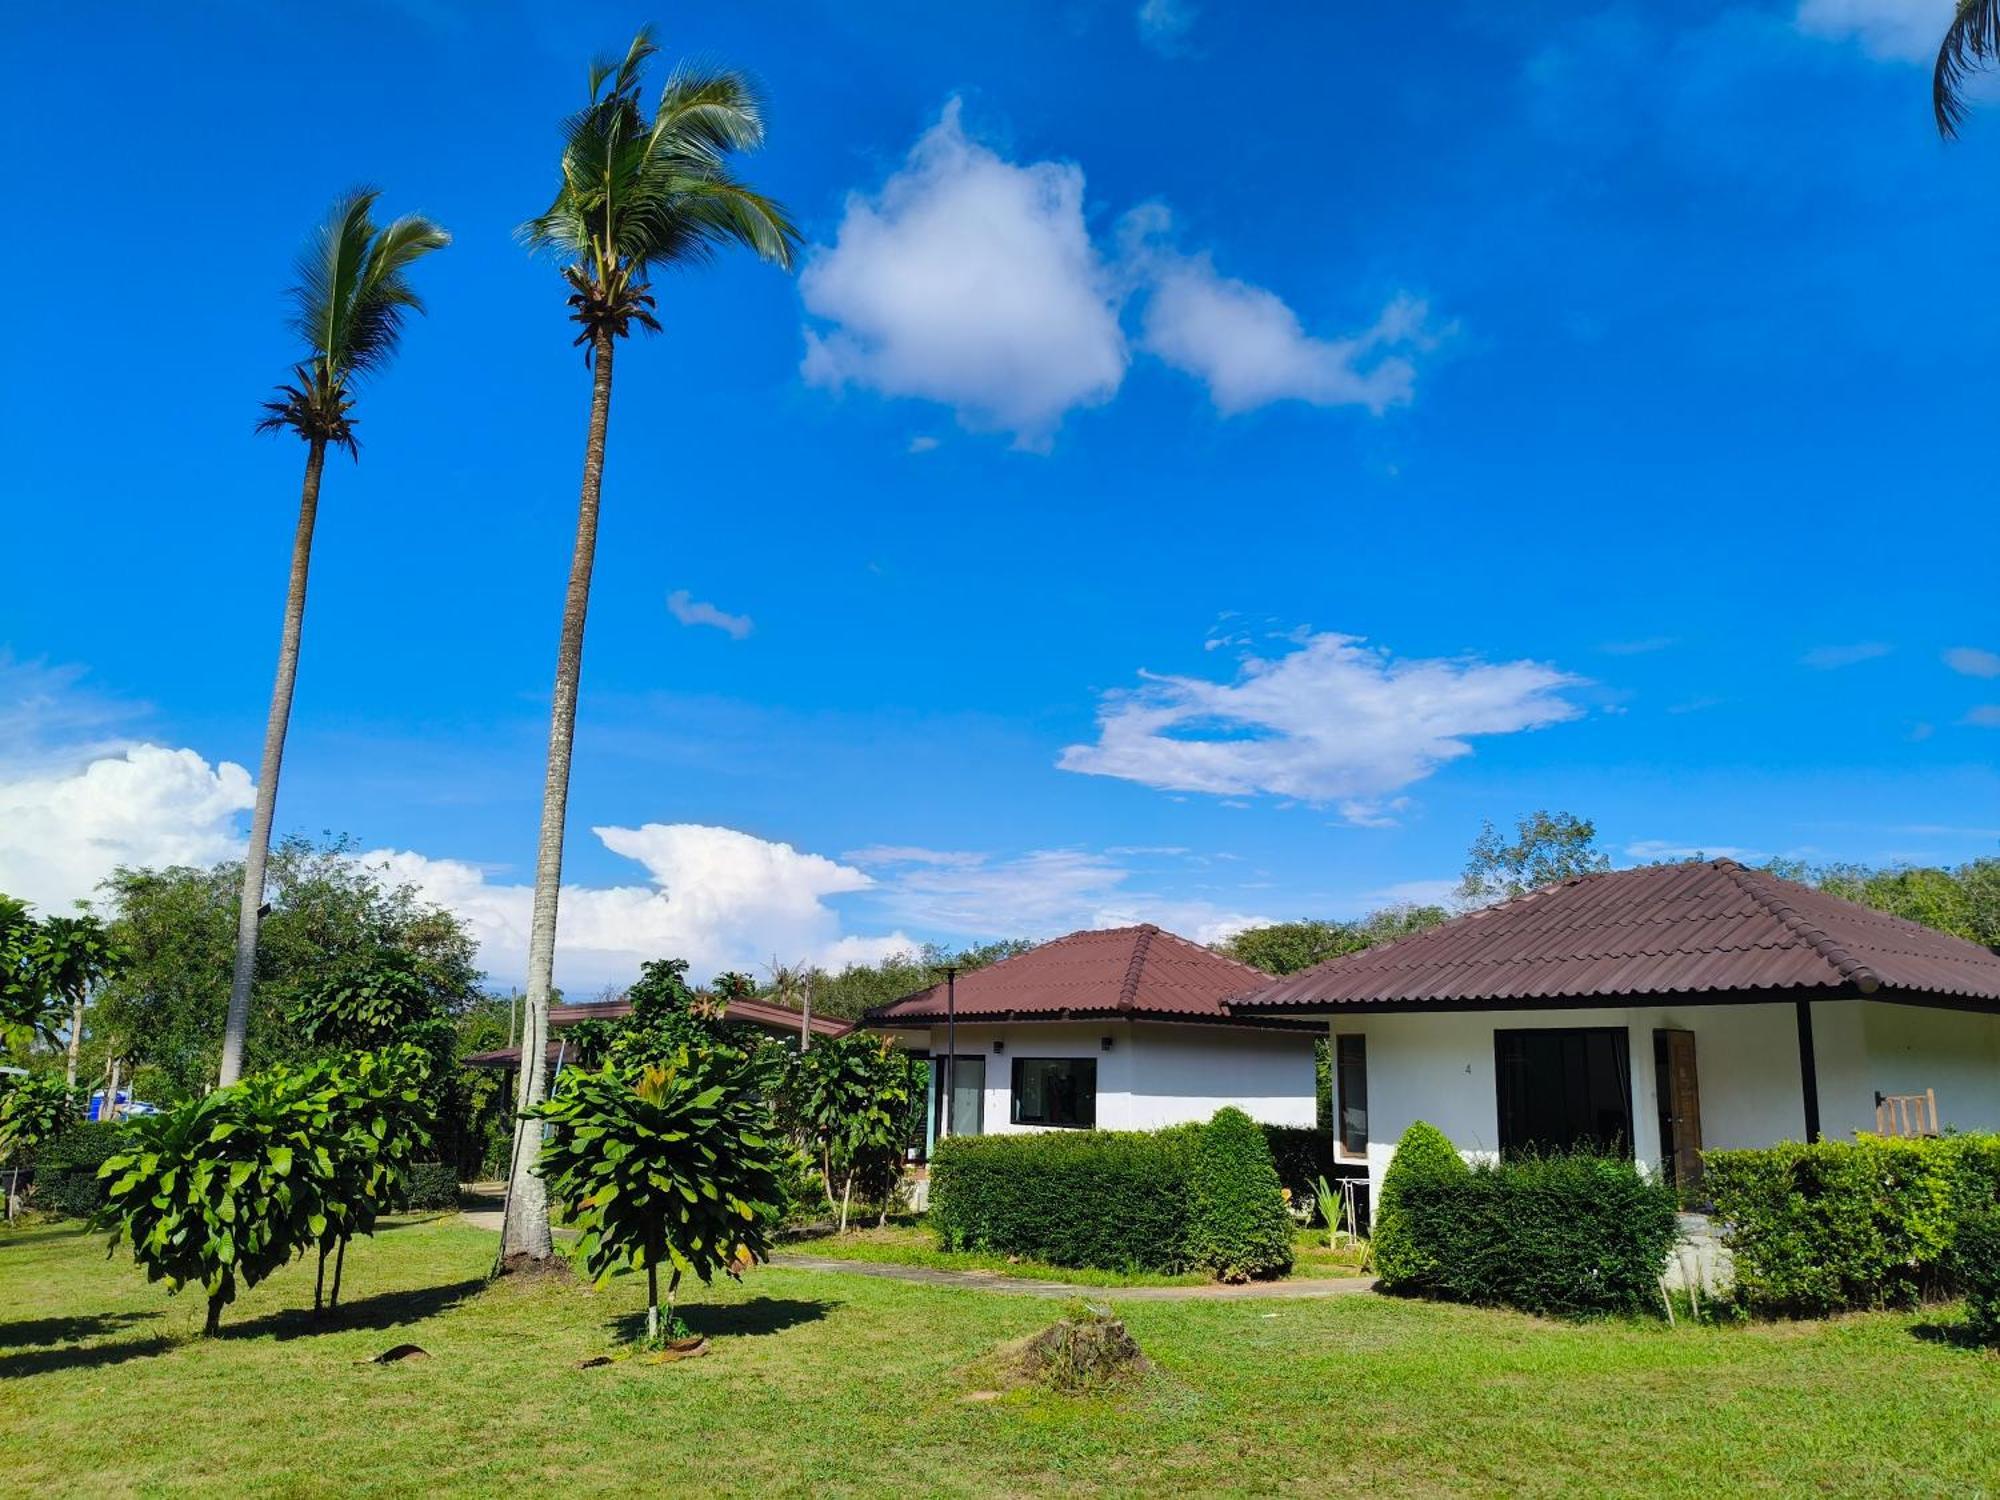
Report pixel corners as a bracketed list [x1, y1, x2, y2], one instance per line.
[1009, 1055, 1098, 1129]
[1335, 1034, 1368, 1157]
[1493, 1026, 1634, 1158]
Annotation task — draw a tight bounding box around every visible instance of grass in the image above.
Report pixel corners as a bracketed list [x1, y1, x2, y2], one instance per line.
[782, 1222, 1368, 1286]
[4, 1214, 1998, 1497]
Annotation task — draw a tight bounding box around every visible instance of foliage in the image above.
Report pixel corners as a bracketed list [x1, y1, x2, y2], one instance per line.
[1956, 1206, 2000, 1346]
[519, 26, 798, 353]
[256, 191, 448, 456]
[291, 944, 452, 1053]
[0, 894, 44, 1045]
[0, 1070, 82, 1164]
[930, 1125, 1203, 1273]
[30, 1119, 124, 1218]
[1222, 906, 1450, 977]
[532, 1047, 783, 1339]
[1459, 810, 1609, 906]
[801, 939, 1034, 1022]
[786, 1031, 921, 1228]
[93, 838, 481, 1103]
[398, 1161, 461, 1212]
[0, 899, 121, 1050]
[98, 1075, 333, 1333]
[1935, 0, 2000, 138]
[1778, 857, 2000, 950]
[1187, 1108, 1294, 1281]
[1383, 1148, 1681, 1316]
[1372, 1120, 1470, 1289]
[306, 1045, 434, 1308]
[1704, 1134, 2000, 1317]
[1260, 1124, 1335, 1201]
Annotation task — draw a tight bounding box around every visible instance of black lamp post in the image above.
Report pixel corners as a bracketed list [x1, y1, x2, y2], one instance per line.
[936, 964, 959, 1139]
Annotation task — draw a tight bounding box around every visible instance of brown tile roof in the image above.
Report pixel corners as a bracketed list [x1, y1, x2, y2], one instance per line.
[862, 924, 1279, 1025]
[463, 996, 850, 1069]
[1235, 859, 2000, 1011]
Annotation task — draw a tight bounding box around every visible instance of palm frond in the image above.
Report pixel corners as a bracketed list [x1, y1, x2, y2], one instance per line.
[653, 63, 767, 160]
[1937, 0, 2000, 138]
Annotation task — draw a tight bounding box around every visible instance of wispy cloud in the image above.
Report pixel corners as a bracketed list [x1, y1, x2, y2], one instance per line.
[1794, 0, 1953, 63]
[1059, 632, 1583, 819]
[1599, 636, 1677, 656]
[666, 589, 753, 640]
[1802, 642, 1891, 669]
[1966, 706, 2000, 729]
[1137, 0, 1198, 56]
[1945, 645, 2000, 679]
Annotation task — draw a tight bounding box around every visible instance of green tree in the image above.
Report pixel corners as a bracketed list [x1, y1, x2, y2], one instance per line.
[533, 1049, 783, 1344]
[0, 1072, 80, 1168]
[221, 192, 448, 1088]
[1936, 2, 2000, 137]
[0, 896, 53, 1050]
[1458, 810, 1610, 906]
[34, 914, 120, 1094]
[788, 1031, 921, 1230]
[800, 939, 1034, 1021]
[1372, 1119, 1469, 1291]
[504, 32, 798, 1265]
[304, 1045, 433, 1314]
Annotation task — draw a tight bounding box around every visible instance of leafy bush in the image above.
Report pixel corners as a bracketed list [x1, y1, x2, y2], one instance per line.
[1956, 1205, 2000, 1346]
[1189, 1108, 1294, 1281]
[306, 1046, 434, 1310]
[1705, 1133, 2000, 1317]
[786, 1032, 922, 1230]
[930, 1126, 1200, 1272]
[533, 1047, 783, 1343]
[1260, 1124, 1333, 1201]
[1372, 1120, 1469, 1289]
[98, 1075, 333, 1334]
[32, 1119, 124, 1218]
[399, 1161, 460, 1211]
[1, 1071, 82, 1166]
[1388, 1152, 1682, 1315]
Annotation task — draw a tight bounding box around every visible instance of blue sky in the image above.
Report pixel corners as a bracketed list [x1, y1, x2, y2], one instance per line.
[2, 0, 1996, 989]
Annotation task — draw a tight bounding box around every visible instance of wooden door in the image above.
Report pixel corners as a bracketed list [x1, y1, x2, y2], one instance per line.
[1653, 1029, 1703, 1193]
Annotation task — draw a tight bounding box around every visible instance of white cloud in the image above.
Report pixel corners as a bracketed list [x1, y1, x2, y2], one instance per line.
[1137, 0, 1198, 55]
[849, 845, 1268, 946]
[1945, 645, 2000, 679]
[370, 823, 915, 992]
[906, 435, 941, 454]
[1802, 641, 1893, 669]
[666, 589, 753, 640]
[0, 744, 254, 912]
[1795, 0, 1952, 62]
[1058, 632, 1583, 816]
[800, 100, 1127, 446]
[1966, 705, 2000, 729]
[1126, 207, 1441, 415]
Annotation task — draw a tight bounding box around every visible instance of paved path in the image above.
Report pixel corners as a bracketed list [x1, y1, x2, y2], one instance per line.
[765, 1253, 1376, 1301]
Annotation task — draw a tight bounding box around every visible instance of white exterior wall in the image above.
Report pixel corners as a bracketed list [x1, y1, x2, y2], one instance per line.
[1331, 1000, 2000, 1204]
[913, 1019, 1316, 1134]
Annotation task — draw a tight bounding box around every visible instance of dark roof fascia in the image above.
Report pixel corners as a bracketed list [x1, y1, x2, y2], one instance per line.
[1230, 983, 1880, 1017]
[856, 1008, 1322, 1034]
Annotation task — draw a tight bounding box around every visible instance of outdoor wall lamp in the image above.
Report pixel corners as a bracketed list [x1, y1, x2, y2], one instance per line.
[1100, 1036, 1114, 1051]
[992, 1039, 1005, 1053]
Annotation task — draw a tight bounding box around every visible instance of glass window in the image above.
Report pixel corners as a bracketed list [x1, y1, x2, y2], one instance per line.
[1011, 1056, 1097, 1128]
[1335, 1034, 1368, 1155]
[1494, 1027, 1633, 1156]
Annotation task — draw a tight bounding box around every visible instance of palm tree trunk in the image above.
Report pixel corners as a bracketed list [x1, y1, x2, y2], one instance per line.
[219, 439, 328, 1088]
[64, 993, 83, 1090]
[501, 328, 617, 1266]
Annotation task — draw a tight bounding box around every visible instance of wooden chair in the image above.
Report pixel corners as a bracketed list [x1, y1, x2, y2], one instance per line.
[1874, 1089, 1939, 1138]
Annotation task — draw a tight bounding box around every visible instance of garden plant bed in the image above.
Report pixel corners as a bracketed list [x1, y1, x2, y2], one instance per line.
[5, 1216, 1999, 1495]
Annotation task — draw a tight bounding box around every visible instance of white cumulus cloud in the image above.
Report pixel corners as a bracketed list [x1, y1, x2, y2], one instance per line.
[800, 100, 1128, 447]
[1795, 0, 1953, 62]
[1059, 632, 1583, 818]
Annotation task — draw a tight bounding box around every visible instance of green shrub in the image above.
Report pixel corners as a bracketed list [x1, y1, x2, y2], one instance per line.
[398, 1161, 460, 1211]
[1393, 1152, 1681, 1316]
[1189, 1108, 1294, 1281]
[33, 1119, 124, 1218]
[0, 1071, 82, 1167]
[1373, 1120, 1469, 1290]
[1259, 1124, 1333, 1201]
[1956, 1206, 2000, 1346]
[1705, 1133, 2000, 1317]
[930, 1126, 1199, 1272]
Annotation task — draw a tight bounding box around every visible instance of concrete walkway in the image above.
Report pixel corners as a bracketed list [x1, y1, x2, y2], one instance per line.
[765, 1253, 1376, 1301]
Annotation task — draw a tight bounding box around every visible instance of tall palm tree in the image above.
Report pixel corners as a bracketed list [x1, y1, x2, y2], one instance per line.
[217, 192, 448, 1088]
[1936, 1, 2000, 137]
[498, 29, 798, 1265]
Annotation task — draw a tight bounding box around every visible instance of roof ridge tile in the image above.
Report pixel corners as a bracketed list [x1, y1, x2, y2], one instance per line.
[1716, 860, 1883, 995]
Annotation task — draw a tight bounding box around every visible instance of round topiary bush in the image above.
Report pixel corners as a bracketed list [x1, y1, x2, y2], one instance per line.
[1372, 1119, 1468, 1291]
[1187, 1107, 1294, 1282]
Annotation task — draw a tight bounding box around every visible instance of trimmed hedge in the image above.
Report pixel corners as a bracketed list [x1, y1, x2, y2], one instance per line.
[33, 1120, 125, 1219]
[1373, 1120, 1469, 1289]
[397, 1161, 461, 1212]
[1704, 1133, 2000, 1318]
[1260, 1124, 1333, 1200]
[930, 1111, 1294, 1279]
[1375, 1122, 1681, 1316]
[931, 1126, 1200, 1271]
[1958, 1207, 2000, 1346]
[1190, 1109, 1294, 1281]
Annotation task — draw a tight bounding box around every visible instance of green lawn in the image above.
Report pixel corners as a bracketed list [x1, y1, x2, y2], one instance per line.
[3, 1214, 1997, 1497]
[781, 1222, 1368, 1286]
